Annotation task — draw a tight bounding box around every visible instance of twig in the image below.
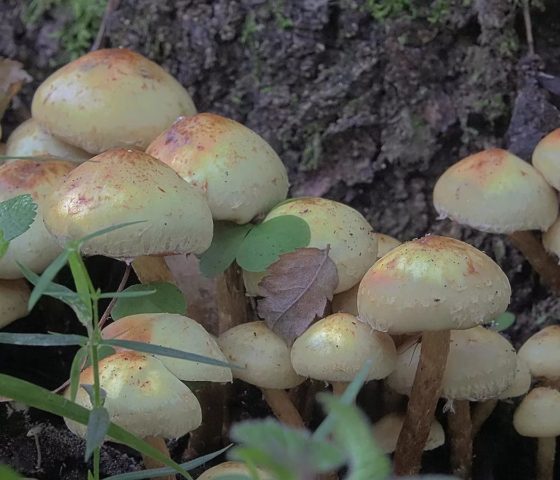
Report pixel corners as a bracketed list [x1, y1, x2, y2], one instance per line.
[98, 262, 131, 329]
[522, 0, 535, 56]
[91, 0, 120, 51]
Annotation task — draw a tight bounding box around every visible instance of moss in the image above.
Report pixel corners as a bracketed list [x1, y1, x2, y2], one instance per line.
[22, 0, 107, 63]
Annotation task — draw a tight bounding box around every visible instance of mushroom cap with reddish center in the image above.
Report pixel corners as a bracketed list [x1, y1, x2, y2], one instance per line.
[102, 313, 232, 382]
[291, 313, 397, 382]
[0, 158, 75, 278]
[387, 326, 517, 401]
[0, 279, 30, 329]
[513, 387, 560, 438]
[518, 325, 560, 380]
[218, 321, 304, 390]
[32, 48, 196, 154]
[244, 197, 378, 295]
[146, 113, 289, 224]
[43, 148, 213, 258]
[532, 128, 560, 190]
[433, 148, 558, 233]
[358, 235, 511, 334]
[64, 352, 202, 440]
[6, 118, 90, 163]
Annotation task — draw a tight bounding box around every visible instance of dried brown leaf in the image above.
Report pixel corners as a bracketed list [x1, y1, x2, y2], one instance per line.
[0, 58, 32, 121]
[257, 247, 338, 345]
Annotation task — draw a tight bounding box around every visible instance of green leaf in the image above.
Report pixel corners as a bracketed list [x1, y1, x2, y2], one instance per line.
[229, 419, 344, 479]
[85, 406, 110, 460]
[102, 339, 234, 369]
[70, 346, 88, 401]
[0, 332, 87, 346]
[0, 465, 22, 479]
[318, 394, 391, 480]
[313, 358, 373, 441]
[236, 216, 310, 272]
[26, 250, 70, 310]
[112, 283, 186, 320]
[0, 374, 191, 479]
[105, 445, 232, 480]
[97, 290, 157, 300]
[198, 222, 253, 277]
[0, 231, 9, 259]
[67, 251, 93, 324]
[0, 194, 37, 241]
[488, 312, 516, 332]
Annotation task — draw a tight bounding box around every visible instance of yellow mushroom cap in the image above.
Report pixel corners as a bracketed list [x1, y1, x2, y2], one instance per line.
[6, 119, 90, 163]
[244, 197, 378, 295]
[146, 113, 289, 224]
[43, 148, 213, 258]
[532, 128, 560, 190]
[197, 462, 273, 480]
[332, 234, 401, 315]
[101, 313, 232, 382]
[31, 48, 196, 154]
[291, 313, 396, 382]
[218, 321, 304, 389]
[64, 352, 202, 440]
[513, 387, 560, 438]
[373, 413, 445, 454]
[0, 279, 30, 329]
[0, 158, 75, 279]
[498, 357, 531, 400]
[358, 235, 511, 334]
[543, 217, 560, 260]
[518, 325, 560, 380]
[433, 148, 558, 233]
[387, 326, 517, 400]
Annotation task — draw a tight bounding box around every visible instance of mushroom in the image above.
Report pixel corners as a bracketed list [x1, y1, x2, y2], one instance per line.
[244, 197, 378, 296]
[433, 148, 560, 293]
[291, 312, 396, 395]
[513, 387, 560, 480]
[101, 313, 232, 382]
[357, 235, 511, 475]
[65, 352, 202, 479]
[372, 413, 445, 455]
[387, 326, 517, 478]
[0, 158, 75, 279]
[197, 461, 272, 480]
[0, 279, 30, 329]
[32, 48, 196, 154]
[518, 325, 560, 388]
[218, 321, 305, 427]
[532, 128, 560, 190]
[332, 233, 401, 316]
[146, 113, 289, 224]
[43, 148, 213, 260]
[6, 119, 90, 163]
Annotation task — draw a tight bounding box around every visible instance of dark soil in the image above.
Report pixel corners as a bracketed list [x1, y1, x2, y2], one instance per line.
[1, 0, 560, 478]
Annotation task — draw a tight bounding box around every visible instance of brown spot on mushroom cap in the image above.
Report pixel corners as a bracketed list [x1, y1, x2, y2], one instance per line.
[358, 235, 511, 334]
[43, 148, 213, 259]
[434, 148, 558, 234]
[31, 48, 196, 154]
[147, 113, 289, 224]
[0, 158, 74, 197]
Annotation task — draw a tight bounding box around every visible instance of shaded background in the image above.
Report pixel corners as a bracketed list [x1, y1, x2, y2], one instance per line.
[1, 0, 560, 478]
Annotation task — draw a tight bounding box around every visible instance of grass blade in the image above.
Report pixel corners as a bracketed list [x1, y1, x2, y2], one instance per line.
[26, 250, 70, 310]
[0, 333, 87, 346]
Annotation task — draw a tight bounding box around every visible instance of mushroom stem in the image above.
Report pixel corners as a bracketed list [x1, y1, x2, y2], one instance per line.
[448, 399, 473, 479]
[142, 436, 174, 480]
[471, 399, 498, 437]
[331, 382, 347, 396]
[132, 256, 176, 284]
[393, 330, 451, 476]
[536, 437, 556, 480]
[508, 231, 560, 295]
[217, 263, 250, 334]
[261, 388, 305, 428]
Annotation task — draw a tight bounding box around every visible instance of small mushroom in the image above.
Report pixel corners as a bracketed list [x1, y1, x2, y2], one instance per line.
[6, 119, 90, 163]
[291, 312, 396, 395]
[0, 158, 75, 279]
[218, 321, 305, 427]
[197, 461, 272, 480]
[32, 48, 196, 154]
[513, 387, 560, 480]
[532, 128, 560, 190]
[518, 325, 560, 387]
[358, 235, 511, 476]
[147, 113, 289, 224]
[0, 279, 30, 329]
